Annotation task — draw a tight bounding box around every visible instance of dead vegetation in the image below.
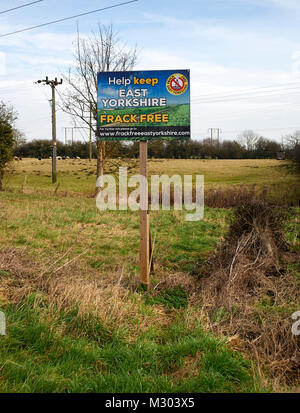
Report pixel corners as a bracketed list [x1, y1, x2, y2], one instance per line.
[149, 184, 300, 209]
[194, 199, 300, 384]
[153, 272, 197, 294]
[204, 185, 260, 208]
[0, 248, 171, 340]
[0, 193, 299, 388]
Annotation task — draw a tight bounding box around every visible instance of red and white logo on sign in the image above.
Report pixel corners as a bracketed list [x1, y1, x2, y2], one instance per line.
[166, 73, 188, 95]
[170, 76, 185, 91]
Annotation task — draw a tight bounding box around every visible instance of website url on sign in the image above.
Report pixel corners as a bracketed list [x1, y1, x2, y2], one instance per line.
[98, 130, 190, 138]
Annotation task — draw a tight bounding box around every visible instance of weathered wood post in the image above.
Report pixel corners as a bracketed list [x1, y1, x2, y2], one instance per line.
[139, 140, 150, 288]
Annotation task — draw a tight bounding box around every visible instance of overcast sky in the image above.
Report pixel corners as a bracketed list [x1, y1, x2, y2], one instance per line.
[1, 0, 300, 143]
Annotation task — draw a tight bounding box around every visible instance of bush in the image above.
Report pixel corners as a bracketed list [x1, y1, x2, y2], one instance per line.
[0, 112, 15, 190]
[195, 199, 300, 383]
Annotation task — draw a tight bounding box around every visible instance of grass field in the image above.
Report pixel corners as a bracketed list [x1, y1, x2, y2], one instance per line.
[0, 158, 299, 393]
[4, 158, 299, 198]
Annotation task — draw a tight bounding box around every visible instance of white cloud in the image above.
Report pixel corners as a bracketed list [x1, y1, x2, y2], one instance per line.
[100, 87, 119, 97]
[139, 47, 299, 140]
[6, 45, 297, 142]
[0, 52, 5, 75]
[1, 5, 299, 143]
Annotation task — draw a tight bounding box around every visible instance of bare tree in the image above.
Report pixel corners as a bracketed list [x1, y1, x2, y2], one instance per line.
[284, 131, 300, 170]
[12, 128, 26, 148]
[284, 130, 300, 149]
[60, 24, 137, 193]
[0, 101, 17, 125]
[238, 130, 259, 151]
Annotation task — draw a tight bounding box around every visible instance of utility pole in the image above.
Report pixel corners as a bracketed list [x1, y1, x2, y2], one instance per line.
[208, 128, 222, 145]
[64, 127, 75, 145]
[208, 128, 214, 144]
[36, 76, 63, 183]
[89, 104, 92, 161]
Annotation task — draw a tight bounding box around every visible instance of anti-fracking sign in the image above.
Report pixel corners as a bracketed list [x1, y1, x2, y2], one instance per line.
[97, 69, 190, 141]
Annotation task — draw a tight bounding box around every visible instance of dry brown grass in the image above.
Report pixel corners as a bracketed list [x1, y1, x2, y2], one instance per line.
[148, 184, 299, 209]
[193, 199, 300, 384]
[169, 352, 202, 380]
[152, 272, 197, 294]
[0, 248, 173, 340]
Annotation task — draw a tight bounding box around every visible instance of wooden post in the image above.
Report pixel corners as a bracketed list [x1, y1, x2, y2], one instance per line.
[140, 141, 150, 288]
[51, 83, 57, 184]
[89, 104, 92, 161]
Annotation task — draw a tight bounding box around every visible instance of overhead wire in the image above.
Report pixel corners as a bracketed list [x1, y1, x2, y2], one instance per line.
[192, 87, 300, 104]
[0, 0, 139, 38]
[191, 81, 300, 99]
[0, 1, 43, 15]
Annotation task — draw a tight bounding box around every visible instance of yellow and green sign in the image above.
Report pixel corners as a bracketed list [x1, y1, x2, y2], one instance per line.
[97, 69, 190, 141]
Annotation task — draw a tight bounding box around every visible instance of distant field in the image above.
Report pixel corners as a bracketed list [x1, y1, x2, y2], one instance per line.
[4, 158, 299, 198]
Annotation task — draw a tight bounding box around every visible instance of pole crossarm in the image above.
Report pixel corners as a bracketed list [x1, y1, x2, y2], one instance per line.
[36, 76, 63, 87]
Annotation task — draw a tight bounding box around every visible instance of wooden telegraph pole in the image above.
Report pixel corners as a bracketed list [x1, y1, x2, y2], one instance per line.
[36, 76, 63, 183]
[51, 82, 57, 183]
[89, 104, 93, 161]
[208, 128, 221, 145]
[139, 141, 150, 288]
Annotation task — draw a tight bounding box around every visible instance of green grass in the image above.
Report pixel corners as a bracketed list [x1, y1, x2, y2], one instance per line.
[0, 159, 299, 393]
[0, 295, 266, 393]
[0, 189, 263, 393]
[145, 286, 189, 309]
[0, 192, 228, 273]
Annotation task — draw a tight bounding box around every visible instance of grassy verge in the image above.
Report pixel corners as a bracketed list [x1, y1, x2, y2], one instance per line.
[0, 294, 266, 393]
[0, 160, 299, 393]
[0, 192, 228, 275]
[0, 190, 265, 393]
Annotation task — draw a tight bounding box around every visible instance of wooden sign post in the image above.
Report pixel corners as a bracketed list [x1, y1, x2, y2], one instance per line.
[97, 69, 191, 289]
[139, 141, 150, 288]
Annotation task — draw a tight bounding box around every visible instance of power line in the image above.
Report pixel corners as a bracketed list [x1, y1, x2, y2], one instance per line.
[193, 126, 300, 137]
[192, 86, 300, 103]
[76, 126, 89, 143]
[197, 101, 300, 123]
[2, 80, 296, 95]
[192, 81, 300, 100]
[0, 0, 43, 15]
[192, 91, 300, 104]
[0, 0, 138, 38]
[226, 126, 300, 133]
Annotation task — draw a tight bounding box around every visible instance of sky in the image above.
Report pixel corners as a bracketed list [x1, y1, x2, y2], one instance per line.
[1, 0, 300, 143]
